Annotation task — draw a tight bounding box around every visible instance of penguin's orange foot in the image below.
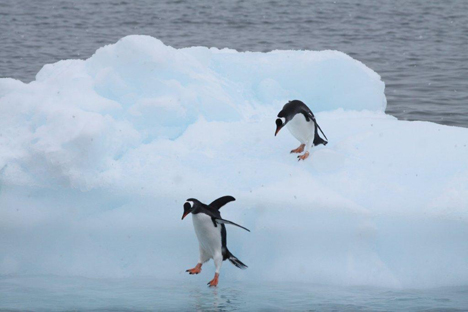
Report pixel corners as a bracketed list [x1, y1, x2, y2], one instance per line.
[186, 263, 202, 275]
[297, 152, 310, 161]
[290, 144, 305, 154]
[186, 268, 201, 274]
[207, 273, 219, 287]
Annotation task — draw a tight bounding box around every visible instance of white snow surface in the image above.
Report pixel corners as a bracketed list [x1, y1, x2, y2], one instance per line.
[0, 35, 467, 288]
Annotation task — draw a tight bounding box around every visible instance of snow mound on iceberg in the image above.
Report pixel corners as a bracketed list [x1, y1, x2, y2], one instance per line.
[1, 36, 467, 289]
[0, 35, 385, 191]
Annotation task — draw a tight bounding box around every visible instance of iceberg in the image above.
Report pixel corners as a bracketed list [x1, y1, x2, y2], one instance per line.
[0, 35, 467, 289]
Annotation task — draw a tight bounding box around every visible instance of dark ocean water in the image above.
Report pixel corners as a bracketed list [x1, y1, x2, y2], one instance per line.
[0, 0, 467, 127]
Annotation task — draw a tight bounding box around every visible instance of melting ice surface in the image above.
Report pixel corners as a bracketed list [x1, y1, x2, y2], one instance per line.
[0, 36, 468, 310]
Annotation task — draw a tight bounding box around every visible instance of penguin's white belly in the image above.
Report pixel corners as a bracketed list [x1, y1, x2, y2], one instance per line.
[286, 113, 315, 144]
[192, 213, 222, 258]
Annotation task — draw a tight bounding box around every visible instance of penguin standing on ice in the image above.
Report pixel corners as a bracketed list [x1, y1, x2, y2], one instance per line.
[181, 196, 249, 287]
[275, 100, 328, 161]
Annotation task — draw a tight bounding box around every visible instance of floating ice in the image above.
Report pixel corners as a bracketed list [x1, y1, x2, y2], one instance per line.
[0, 36, 467, 288]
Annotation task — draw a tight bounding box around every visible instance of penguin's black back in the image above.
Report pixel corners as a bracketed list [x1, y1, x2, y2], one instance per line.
[221, 224, 229, 260]
[278, 100, 315, 121]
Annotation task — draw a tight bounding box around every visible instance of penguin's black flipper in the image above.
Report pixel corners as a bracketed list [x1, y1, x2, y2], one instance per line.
[215, 218, 250, 232]
[209, 196, 236, 211]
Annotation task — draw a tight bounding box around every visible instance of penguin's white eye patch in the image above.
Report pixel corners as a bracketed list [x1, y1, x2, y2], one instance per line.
[185, 201, 193, 208]
[277, 117, 286, 124]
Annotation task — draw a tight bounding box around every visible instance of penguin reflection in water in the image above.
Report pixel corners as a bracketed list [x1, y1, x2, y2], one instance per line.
[181, 196, 249, 287]
[275, 100, 328, 160]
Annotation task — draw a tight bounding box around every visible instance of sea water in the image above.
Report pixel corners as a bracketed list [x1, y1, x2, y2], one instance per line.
[1, 276, 468, 311]
[1, 0, 467, 127]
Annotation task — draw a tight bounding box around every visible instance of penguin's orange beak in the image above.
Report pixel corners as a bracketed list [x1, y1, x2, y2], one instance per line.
[181, 211, 190, 220]
[275, 124, 283, 136]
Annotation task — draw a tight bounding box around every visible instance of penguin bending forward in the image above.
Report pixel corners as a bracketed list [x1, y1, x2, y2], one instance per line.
[181, 196, 249, 287]
[275, 100, 328, 161]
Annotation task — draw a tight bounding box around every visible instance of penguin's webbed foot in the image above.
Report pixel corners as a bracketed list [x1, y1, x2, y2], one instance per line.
[207, 273, 219, 287]
[186, 263, 202, 275]
[290, 144, 305, 154]
[297, 151, 310, 161]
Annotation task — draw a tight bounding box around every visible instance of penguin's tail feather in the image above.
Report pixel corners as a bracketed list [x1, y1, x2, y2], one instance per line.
[228, 253, 248, 270]
[313, 136, 328, 146]
[314, 122, 328, 146]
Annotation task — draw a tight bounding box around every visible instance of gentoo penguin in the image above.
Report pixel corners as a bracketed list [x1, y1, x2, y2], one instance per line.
[181, 196, 249, 287]
[275, 100, 328, 160]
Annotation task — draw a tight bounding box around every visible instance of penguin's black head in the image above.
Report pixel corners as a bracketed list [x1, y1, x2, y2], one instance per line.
[276, 100, 301, 136]
[181, 198, 199, 220]
[275, 115, 287, 136]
